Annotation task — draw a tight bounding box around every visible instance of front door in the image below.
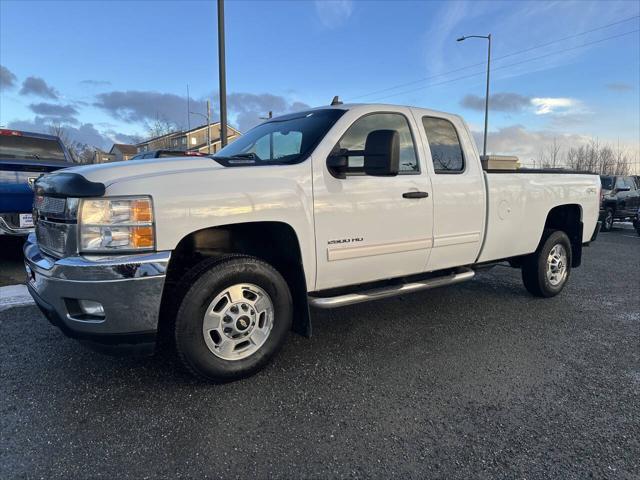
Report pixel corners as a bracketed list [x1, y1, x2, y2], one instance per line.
[312, 109, 433, 291]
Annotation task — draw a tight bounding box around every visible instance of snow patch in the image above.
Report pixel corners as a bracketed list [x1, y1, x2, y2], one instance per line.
[0, 284, 34, 312]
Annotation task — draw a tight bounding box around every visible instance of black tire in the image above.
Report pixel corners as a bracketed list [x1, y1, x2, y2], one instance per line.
[601, 207, 614, 232]
[174, 255, 292, 382]
[521, 230, 572, 298]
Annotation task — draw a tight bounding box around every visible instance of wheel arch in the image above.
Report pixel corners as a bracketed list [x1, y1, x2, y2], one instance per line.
[159, 221, 311, 340]
[541, 204, 583, 267]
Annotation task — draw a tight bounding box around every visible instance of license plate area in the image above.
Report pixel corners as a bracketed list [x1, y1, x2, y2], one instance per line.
[19, 213, 34, 228]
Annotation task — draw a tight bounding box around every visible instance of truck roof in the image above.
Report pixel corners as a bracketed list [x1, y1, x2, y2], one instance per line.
[283, 103, 463, 123]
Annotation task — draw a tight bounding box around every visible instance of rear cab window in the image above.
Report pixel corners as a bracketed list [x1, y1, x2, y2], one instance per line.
[600, 176, 615, 190]
[0, 133, 67, 162]
[421, 117, 465, 173]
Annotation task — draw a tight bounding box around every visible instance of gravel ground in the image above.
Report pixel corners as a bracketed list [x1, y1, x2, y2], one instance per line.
[1, 229, 638, 479]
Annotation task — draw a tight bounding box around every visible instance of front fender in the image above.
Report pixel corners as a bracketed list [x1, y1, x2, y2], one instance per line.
[105, 161, 317, 290]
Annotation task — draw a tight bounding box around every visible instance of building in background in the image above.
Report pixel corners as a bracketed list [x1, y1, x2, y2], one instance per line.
[110, 144, 138, 161]
[92, 148, 115, 164]
[136, 122, 241, 155]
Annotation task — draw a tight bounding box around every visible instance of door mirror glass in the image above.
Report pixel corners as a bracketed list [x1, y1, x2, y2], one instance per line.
[326, 152, 349, 179]
[363, 129, 400, 176]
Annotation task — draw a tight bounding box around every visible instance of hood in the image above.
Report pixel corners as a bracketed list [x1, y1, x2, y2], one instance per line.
[62, 156, 224, 186]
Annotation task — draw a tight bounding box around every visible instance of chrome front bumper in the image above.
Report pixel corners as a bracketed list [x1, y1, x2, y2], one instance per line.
[23, 234, 171, 353]
[0, 215, 33, 236]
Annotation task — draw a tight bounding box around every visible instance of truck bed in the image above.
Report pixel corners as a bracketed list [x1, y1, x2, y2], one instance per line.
[477, 172, 600, 263]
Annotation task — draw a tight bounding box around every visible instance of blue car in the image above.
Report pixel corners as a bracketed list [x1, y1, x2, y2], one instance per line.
[0, 129, 74, 235]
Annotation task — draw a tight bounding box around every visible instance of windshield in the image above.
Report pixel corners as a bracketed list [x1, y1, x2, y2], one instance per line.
[213, 109, 346, 166]
[600, 175, 615, 190]
[0, 134, 68, 162]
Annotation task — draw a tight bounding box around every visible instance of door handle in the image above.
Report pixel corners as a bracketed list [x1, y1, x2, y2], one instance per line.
[402, 191, 429, 199]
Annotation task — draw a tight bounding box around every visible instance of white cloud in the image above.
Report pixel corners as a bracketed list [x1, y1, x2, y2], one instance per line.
[530, 97, 578, 115]
[314, 0, 353, 29]
[471, 124, 590, 163]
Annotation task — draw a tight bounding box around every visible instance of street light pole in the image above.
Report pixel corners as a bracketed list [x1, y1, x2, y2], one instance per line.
[206, 99, 211, 154]
[457, 34, 492, 158]
[217, 0, 228, 148]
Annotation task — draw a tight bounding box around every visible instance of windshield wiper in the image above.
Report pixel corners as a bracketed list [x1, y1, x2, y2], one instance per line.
[229, 153, 259, 160]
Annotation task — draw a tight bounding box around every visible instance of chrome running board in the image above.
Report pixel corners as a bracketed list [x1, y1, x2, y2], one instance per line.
[308, 268, 475, 309]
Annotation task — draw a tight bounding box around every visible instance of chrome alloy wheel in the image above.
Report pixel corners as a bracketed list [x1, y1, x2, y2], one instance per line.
[546, 244, 568, 287]
[202, 283, 274, 361]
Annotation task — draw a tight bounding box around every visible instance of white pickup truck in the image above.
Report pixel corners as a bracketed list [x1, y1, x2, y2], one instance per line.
[25, 103, 601, 382]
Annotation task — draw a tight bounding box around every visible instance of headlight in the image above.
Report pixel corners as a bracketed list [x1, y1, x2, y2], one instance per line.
[79, 196, 155, 252]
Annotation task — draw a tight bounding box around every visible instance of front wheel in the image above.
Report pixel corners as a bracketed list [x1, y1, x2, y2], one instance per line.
[174, 255, 292, 382]
[521, 230, 572, 298]
[601, 207, 614, 232]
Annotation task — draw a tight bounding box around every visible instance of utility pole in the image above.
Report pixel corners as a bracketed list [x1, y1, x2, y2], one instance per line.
[217, 0, 228, 147]
[206, 99, 211, 154]
[186, 84, 191, 133]
[457, 33, 492, 158]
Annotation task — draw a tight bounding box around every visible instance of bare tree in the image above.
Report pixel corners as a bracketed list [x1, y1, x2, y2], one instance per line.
[47, 122, 84, 162]
[144, 116, 180, 148]
[565, 139, 630, 175]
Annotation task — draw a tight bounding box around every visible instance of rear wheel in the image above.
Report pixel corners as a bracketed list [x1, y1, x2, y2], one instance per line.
[174, 255, 292, 382]
[522, 230, 572, 298]
[602, 207, 614, 232]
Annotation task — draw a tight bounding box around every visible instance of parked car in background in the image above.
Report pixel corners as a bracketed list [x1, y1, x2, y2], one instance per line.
[599, 175, 640, 231]
[130, 150, 207, 160]
[25, 103, 601, 382]
[0, 129, 74, 235]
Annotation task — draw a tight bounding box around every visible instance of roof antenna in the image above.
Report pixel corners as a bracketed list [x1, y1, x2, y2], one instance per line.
[331, 95, 343, 106]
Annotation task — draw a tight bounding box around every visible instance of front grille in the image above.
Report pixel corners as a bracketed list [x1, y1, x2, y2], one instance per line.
[36, 221, 69, 257]
[34, 195, 66, 217]
[34, 195, 76, 257]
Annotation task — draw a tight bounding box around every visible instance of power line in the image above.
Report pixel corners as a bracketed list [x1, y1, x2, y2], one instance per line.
[348, 13, 640, 101]
[369, 29, 639, 102]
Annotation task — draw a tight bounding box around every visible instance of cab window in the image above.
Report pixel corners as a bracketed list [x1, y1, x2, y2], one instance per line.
[422, 117, 465, 173]
[336, 113, 419, 173]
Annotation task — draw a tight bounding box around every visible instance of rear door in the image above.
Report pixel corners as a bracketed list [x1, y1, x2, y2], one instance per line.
[312, 109, 433, 291]
[413, 114, 486, 271]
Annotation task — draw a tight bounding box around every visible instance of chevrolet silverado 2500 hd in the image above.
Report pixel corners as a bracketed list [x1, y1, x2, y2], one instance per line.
[24, 104, 601, 382]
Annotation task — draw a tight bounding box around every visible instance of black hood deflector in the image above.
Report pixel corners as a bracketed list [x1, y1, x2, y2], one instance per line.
[35, 172, 105, 198]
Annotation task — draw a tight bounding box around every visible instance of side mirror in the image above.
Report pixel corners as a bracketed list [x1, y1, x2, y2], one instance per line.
[363, 129, 400, 177]
[326, 151, 349, 179]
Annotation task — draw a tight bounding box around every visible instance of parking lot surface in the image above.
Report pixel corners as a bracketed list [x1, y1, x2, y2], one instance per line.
[1, 229, 638, 479]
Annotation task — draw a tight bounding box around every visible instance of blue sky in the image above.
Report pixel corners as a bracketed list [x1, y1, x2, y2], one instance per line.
[0, 0, 638, 166]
